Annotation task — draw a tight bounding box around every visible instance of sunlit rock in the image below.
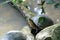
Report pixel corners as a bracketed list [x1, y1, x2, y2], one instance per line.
[36, 23, 60, 40]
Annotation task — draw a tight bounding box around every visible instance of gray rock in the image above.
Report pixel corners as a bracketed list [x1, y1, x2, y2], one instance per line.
[36, 23, 60, 40]
[1, 26, 34, 40]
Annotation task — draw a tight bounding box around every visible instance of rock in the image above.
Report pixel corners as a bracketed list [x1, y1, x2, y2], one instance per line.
[36, 23, 60, 40]
[27, 18, 41, 36]
[52, 25, 60, 40]
[43, 0, 60, 24]
[32, 14, 53, 29]
[1, 26, 34, 40]
[27, 14, 53, 36]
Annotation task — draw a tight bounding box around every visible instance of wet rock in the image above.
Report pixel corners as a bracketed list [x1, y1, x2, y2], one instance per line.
[27, 14, 53, 36]
[36, 23, 60, 40]
[32, 14, 53, 29]
[1, 26, 34, 40]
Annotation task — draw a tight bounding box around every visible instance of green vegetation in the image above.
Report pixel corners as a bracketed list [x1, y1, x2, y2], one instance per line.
[12, 0, 23, 5]
[38, 17, 46, 24]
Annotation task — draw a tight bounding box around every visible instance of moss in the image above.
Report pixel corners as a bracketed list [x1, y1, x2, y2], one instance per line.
[52, 26, 60, 40]
[12, 0, 23, 5]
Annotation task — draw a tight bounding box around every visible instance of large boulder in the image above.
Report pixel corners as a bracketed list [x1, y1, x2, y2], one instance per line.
[36, 23, 60, 40]
[1, 26, 34, 40]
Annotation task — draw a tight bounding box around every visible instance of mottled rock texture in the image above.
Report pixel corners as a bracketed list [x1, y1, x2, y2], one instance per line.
[36, 23, 60, 40]
[43, 0, 60, 24]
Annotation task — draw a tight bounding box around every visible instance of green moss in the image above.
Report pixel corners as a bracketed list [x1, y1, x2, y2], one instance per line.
[38, 17, 47, 24]
[52, 26, 60, 40]
[12, 0, 23, 5]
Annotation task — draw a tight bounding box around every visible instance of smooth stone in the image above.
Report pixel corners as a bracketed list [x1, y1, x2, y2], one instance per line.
[1, 26, 34, 40]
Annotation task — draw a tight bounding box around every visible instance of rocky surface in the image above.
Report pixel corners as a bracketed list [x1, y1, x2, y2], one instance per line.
[43, 0, 60, 24]
[1, 26, 34, 40]
[36, 23, 60, 40]
[0, 0, 60, 40]
[25, 0, 60, 24]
